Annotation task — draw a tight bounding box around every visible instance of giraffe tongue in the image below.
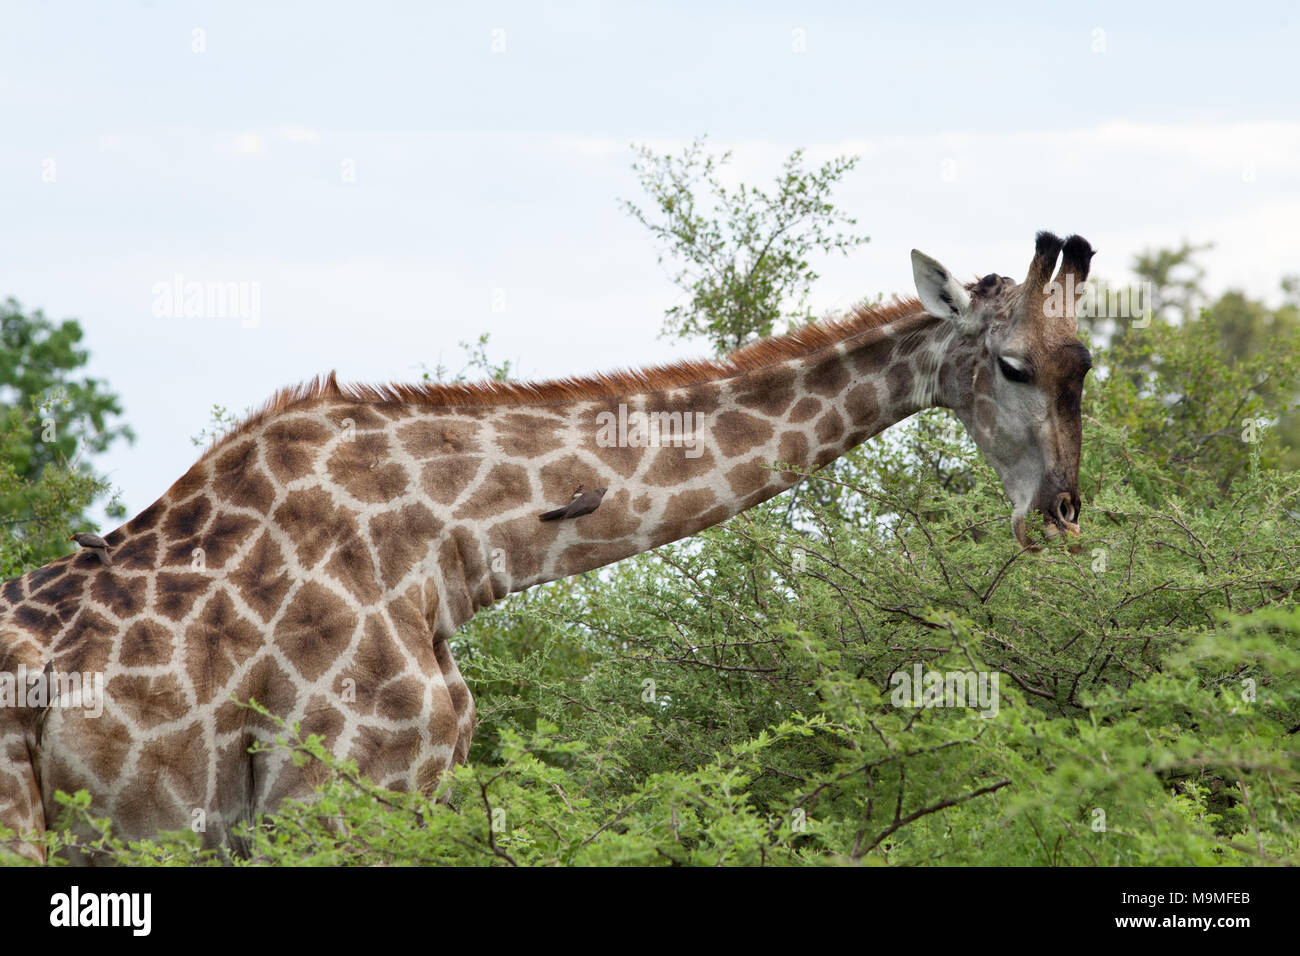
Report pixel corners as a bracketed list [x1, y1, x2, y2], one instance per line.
[1043, 519, 1084, 554]
[1062, 521, 1083, 555]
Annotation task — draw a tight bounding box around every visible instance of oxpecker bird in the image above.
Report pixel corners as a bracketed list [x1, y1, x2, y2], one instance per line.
[69, 532, 112, 565]
[539, 486, 607, 522]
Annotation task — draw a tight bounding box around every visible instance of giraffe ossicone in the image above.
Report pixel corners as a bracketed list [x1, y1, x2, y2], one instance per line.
[0, 231, 1093, 861]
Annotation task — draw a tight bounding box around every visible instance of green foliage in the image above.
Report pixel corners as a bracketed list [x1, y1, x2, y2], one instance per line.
[423, 332, 516, 385]
[1093, 310, 1298, 496]
[0, 298, 131, 567]
[622, 137, 869, 354]
[0, 398, 106, 577]
[1131, 240, 1213, 320]
[189, 404, 245, 448]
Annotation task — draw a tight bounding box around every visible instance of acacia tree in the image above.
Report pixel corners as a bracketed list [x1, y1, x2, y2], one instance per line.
[1102, 246, 1300, 486]
[1130, 241, 1213, 322]
[0, 298, 131, 570]
[622, 137, 870, 355]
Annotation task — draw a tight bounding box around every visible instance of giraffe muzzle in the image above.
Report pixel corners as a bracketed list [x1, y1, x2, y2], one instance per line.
[1042, 492, 1082, 552]
[1015, 491, 1082, 551]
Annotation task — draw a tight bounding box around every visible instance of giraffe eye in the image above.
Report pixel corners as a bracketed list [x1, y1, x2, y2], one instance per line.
[997, 356, 1033, 384]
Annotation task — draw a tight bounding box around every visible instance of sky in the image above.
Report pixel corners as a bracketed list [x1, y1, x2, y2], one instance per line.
[1, 0, 1297, 526]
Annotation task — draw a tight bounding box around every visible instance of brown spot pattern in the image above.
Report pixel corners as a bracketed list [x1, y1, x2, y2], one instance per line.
[420, 456, 482, 505]
[213, 441, 277, 513]
[120, 620, 176, 667]
[272, 582, 359, 683]
[494, 413, 563, 458]
[397, 419, 481, 457]
[452, 463, 530, 520]
[326, 434, 410, 503]
[229, 533, 292, 623]
[805, 354, 850, 396]
[184, 590, 263, 703]
[713, 411, 775, 459]
[369, 504, 442, 590]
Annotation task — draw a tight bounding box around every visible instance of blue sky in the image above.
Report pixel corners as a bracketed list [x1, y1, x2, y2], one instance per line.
[1, 0, 1297, 525]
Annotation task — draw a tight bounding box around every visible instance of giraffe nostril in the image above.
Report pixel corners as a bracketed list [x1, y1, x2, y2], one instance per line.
[1055, 492, 1076, 525]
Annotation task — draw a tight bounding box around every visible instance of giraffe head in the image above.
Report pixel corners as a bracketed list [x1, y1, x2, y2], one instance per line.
[911, 231, 1094, 548]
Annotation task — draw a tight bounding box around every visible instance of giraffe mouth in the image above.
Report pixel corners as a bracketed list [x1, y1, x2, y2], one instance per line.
[1043, 518, 1083, 553]
[1013, 514, 1083, 553]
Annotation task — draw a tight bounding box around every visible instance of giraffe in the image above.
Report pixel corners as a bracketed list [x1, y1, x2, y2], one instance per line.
[0, 231, 1093, 862]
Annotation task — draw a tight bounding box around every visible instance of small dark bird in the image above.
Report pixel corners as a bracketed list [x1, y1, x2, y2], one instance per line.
[69, 532, 112, 565]
[539, 486, 607, 522]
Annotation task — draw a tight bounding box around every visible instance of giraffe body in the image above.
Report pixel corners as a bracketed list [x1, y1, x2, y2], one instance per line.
[0, 233, 1094, 861]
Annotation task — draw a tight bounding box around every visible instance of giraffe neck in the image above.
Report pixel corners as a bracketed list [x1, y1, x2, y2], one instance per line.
[3, 307, 953, 649]
[442, 308, 953, 617]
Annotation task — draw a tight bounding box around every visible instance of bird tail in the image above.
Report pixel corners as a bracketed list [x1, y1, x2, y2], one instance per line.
[538, 507, 568, 522]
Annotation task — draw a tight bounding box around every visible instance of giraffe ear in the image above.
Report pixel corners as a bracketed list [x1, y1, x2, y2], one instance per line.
[911, 250, 979, 334]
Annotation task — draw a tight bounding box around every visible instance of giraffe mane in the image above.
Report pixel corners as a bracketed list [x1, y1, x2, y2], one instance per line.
[209, 295, 925, 453]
